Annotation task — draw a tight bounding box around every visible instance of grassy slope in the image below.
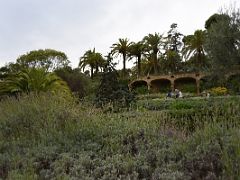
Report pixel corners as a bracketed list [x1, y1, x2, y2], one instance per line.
[0, 94, 240, 179]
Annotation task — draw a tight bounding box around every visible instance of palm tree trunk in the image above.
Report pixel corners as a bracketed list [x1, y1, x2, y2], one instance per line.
[153, 53, 158, 74]
[137, 55, 141, 76]
[96, 65, 99, 74]
[197, 49, 202, 71]
[123, 53, 126, 77]
[91, 67, 94, 79]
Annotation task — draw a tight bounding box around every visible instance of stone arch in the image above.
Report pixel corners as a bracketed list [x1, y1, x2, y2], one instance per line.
[150, 78, 171, 93]
[130, 80, 148, 94]
[226, 72, 240, 79]
[226, 73, 240, 94]
[199, 75, 215, 92]
[174, 77, 197, 93]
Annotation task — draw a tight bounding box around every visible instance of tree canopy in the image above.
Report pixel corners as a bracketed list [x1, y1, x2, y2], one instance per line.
[111, 38, 132, 76]
[79, 48, 106, 78]
[16, 49, 69, 71]
[205, 9, 240, 73]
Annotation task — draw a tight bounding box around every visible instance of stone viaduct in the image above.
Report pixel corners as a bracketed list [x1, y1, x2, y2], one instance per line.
[129, 70, 240, 94]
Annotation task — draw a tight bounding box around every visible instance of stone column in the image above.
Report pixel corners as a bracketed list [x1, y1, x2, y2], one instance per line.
[196, 79, 200, 95]
[147, 82, 151, 91]
[171, 80, 175, 92]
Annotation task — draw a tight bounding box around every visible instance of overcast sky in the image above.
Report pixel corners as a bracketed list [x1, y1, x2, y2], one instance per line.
[0, 0, 237, 69]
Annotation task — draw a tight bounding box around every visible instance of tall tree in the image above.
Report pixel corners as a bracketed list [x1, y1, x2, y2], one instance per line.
[55, 67, 91, 98]
[205, 9, 240, 74]
[111, 38, 132, 77]
[95, 66, 135, 110]
[79, 48, 105, 78]
[162, 23, 183, 73]
[164, 23, 183, 52]
[143, 33, 163, 74]
[164, 50, 182, 73]
[140, 58, 154, 75]
[129, 41, 146, 76]
[16, 49, 69, 71]
[205, 13, 231, 30]
[182, 30, 207, 70]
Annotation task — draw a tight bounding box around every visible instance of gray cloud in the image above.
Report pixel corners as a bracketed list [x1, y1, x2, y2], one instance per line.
[0, 0, 236, 68]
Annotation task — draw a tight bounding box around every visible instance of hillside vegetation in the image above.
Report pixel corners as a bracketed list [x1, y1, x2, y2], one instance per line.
[0, 94, 240, 179]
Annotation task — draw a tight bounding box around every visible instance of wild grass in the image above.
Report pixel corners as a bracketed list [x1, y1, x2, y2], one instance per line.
[0, 94, 240, 179]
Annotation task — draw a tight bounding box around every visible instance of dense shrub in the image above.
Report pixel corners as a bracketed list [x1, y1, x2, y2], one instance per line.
[179, 83, 196, 93]
[95, 70, 135, 110]
[226, 74, 240, 94]
[210, 87, 228, 96]
[200, 75, 223, 91]
[0, 93, 77, 140]
[55, 67, 91, 98]
[134, 86, 149, 95]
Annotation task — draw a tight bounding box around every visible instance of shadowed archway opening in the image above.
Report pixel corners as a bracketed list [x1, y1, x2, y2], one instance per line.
[174, 77, 196, 93]
[131, 80, 148, 94]
[200, 75, 223, 92]
[151, 79, 171, 93]
[226, 74, 240, 94]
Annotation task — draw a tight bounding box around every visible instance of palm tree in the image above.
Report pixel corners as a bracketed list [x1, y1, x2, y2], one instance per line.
[164, 50, 182, 73]
[182, 30, 206, 70]
[129, 41, 146, 76]
[141, 58, 154, 76]
[111, 38, 132, 76]
[143, 33, 163, 74]
[79, 50, 94, 77]
[79, 48, 105, 78]
[93, 52, 105, 74]
[0, 68, 70, 96]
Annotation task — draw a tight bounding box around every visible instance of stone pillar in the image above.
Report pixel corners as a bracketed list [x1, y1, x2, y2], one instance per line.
[196, 79, 200, 95]
[147, 82, 151, 91]
[171, 80, 175, 92]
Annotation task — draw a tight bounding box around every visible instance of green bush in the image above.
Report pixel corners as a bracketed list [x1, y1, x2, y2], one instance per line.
[0, 93, 78, 140]
[55, 67, 92, 98]
[226, 74, 240, 94]
[210, 87, 228, 96]
[134, 86, 149, 95]
[95, 70, 135, 111]
[179, 83, 196, 93]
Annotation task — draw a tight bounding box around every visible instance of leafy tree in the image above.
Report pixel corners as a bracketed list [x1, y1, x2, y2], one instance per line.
[182, 30, 207, 70]
[16, 49, 69, 71]
[104, 52, 117, 72]
[139, 56, 161, 76]
[205, 13, 231, 30]
[95, 67, 135, 111]
[143, 33, 163, 74]
[0, 68, 70, 96]
[205, 9, 240, 74]
[79, 48, 105, 78]
[55, 67, 91, 98]
[162, 23, 183, 73]
[0, 63, 22, 80]
[129, 41, 146, 76]
[164, 50, 182, 73]
[164, 23, 183, 52]
[0, 66, 10, 80]
[111, 38, 132, 77]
